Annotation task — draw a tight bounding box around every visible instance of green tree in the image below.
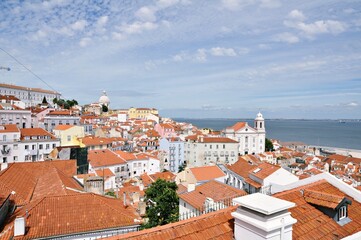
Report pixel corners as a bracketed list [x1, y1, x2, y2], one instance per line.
[102, 104, 108, 112]
[52, 98, 58, 105]
[178, 162, 187, 173]
[265, 138, 274, 152]
[142, 179, 179, 229]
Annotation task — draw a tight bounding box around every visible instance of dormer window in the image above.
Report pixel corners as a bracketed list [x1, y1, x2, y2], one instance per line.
[339, 205, 347, 220]
[303, 189, 352, 226]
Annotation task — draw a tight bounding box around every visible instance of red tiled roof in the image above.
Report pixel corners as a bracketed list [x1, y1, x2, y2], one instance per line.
[303, 189, 344, 209]
[179, 180, 247, 209]
[227, 157, 258, 178]
[88, 149, 127, 168]
[0, 83, 59, 94]
[80, 136, 113, 146]
[189, 166, 226, 181]
[20, 128, 56, 140]
[228, 122, 246, 131]
[95, 168, 115, 178]
[202, 137, 238, 143]
[249, 162, 280, 180]
[9, 193, 139, 239]
[150, 171, 176, 182]
[105, 205, 237, 240]
[53, 125, 76, 131]
[0, 160, 81, 206]
[0, 124, 20, 133]
[274, 180, 361, 240]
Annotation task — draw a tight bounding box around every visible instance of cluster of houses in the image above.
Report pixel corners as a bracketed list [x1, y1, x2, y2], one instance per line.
[1, 83, 361, 239]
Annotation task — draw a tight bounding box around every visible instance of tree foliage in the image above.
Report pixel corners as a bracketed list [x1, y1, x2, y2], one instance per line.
[53, 98, 78, 109]
[42, 96, 48, 104]
[142, 179, 179, 229]
[178, 162, 187, 173]
[102, 104, 108, 112]
[265, 138, 274, 152]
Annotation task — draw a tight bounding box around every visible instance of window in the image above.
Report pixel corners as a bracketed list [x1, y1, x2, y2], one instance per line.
[223, 144, 225, 149]
[67, 135, 71, 141]
[39, 144, 43, 150]
[32, 145, 35, 150]
[13, 156, 18, 161]
[14, 144, 18, 150]
[2, 135, 6, 141]
[25, 145, 29, 150]
[52, 144, 56, 148]
[46, 144, 50, 149]
[339, 206, 347, 220]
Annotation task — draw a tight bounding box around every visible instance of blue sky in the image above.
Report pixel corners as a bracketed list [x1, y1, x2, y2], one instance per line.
[0, 0, 360, 119]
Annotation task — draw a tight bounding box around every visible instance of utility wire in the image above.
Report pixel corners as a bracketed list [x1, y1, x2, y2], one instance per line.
[0, 47, 59, 93]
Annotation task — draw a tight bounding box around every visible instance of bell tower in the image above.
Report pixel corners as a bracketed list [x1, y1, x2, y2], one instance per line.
[254, 112, 265, 132]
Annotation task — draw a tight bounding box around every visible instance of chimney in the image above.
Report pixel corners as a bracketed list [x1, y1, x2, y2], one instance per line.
[187, 183, 195, 192]
[14, 217, 25, 236]
[232, 193, 297, 240]
[1, 163, 8, 171]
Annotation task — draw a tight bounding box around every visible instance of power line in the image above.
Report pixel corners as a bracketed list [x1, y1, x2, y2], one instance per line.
[0, 47, 59, 93]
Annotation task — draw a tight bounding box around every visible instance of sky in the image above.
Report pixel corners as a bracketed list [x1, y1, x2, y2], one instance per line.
[0, 0, 361, 119]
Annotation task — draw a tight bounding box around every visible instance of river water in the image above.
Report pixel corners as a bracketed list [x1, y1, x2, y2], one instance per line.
[174, 118, 361, 150]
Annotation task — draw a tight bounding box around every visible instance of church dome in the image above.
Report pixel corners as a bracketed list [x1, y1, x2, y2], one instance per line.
[99, 91, 110, 106]
[255, 112, 264, 120]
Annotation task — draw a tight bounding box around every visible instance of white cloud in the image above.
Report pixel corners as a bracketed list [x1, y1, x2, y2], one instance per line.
[274, 32, 299, 43]
[287, 9, 305, 21]
[157, 0, 179, 8]
[210, 47, 237, 56]
[346, 102, 359, 107]
[196, 48, 207, 62]
[221, 0, 255, 11]
[135, 6, 157, 22]
[120, 21, 158, 35]
[79, 37, 91, 47]
[260, 0, 281, 9]
[284, 10, 347, 39]
[297, 20, 346, 37]
[112, 32, 125, 40]
[97, 16, 108, 27]
[71, 20, 87, 31]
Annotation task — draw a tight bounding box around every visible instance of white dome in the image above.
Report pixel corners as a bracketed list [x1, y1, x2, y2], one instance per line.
[255, 112, 264, 120]
[99, 91, 110, 106]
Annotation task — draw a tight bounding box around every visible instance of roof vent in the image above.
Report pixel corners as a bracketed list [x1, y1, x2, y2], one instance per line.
[253, 168, 261, 173]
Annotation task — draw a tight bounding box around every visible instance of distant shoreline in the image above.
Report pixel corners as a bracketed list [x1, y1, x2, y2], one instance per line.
[174, 118, 361, 122]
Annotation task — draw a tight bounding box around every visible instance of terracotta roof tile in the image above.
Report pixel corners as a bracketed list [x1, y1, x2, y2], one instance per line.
[227, 157, 258, 178]
[189, 166, 226, 182]
[274, 180, 361, 239]
[150, 171, 176, 182]
[53, 125, 76, 131]
[303, 189, 344, 209]
[11, 193, 139, 239]
[88, 149, 127, 168]
[0, 124, 20, 133]
[0, 160, 81, 206]
[20, 128, 56, 140]
[249, 162, 280, 180]
[104, 205, 237, 240]
[179, 180, 247, 209]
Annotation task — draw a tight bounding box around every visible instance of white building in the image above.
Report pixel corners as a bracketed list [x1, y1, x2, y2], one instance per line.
[0, 124, 60, 163]
[184, 135, 239, 167]
[0, 83, 61, 108]
[159, 137, 185, 173]
[0, 109, 31, 128]
[223, 112, 266, 155]
[43, 110, 80, 132]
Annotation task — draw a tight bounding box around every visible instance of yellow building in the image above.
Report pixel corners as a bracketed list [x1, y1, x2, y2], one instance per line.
[128, 107, 158, 120]
[53, 125, 85, 147]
